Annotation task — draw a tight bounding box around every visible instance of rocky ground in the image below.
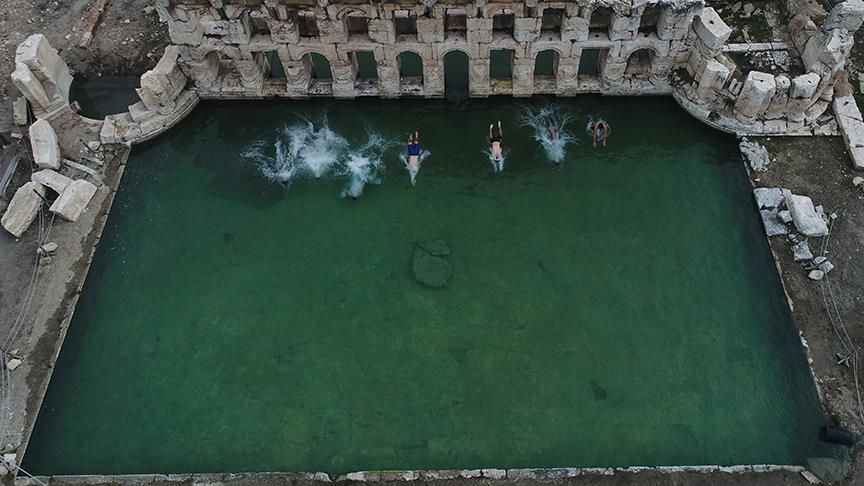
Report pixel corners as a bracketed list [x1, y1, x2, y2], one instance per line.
[0, 0, 168, 134]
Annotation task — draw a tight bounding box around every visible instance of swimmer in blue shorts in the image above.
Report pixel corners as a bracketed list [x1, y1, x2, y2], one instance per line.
[407, 131, 421, 186]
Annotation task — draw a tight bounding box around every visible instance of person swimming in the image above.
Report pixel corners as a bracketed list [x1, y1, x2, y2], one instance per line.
[489, 121, 504, 173]
[593, 120, 608, 147]
[407, 131, 421, 186]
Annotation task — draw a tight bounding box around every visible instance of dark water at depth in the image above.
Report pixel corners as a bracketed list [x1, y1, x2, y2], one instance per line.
[25, 96, 839, 474]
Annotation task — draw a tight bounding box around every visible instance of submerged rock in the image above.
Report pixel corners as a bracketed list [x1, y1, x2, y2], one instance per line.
[786, 195, 829, 237]
[413, 252, 452, 288]
[417, 239, 451, 256]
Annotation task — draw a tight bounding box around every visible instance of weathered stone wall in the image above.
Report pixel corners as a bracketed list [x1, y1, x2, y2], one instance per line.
[153, 0, 704, 99]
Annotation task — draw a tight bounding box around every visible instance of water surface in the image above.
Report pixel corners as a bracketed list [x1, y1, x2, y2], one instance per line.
[25, 97, 837, 474]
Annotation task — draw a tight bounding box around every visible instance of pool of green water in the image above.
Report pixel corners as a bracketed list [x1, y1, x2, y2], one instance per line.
[25, 97, 838, 474]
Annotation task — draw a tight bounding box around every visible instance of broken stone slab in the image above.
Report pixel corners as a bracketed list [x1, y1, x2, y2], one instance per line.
[12, 97, 27, 126]
[792, 240, 813, 261]
[740, 137, 771, 171]
[1, 182, 45, 238]
[29, 119, 60, 169]
[49, 179, 97, 222]
[779, 210, 793, 224]
[31, 169, 72, 195]
[40, 241, 58, 254]
[417, 239, 450, 257]
[818, 259, 835, 274]
[760, 209, 788, 236]
[412, 251, 453, 288]
[808, 269, 825, 281]
[5, 359, 21, 371]
[786, 195, 829, 237]
[753, 187, 785, 209]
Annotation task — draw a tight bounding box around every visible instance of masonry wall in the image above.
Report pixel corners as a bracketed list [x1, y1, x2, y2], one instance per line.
[154, 0, 704, 99]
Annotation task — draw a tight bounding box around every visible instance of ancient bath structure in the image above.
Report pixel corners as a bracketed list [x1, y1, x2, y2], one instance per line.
[3, 0, 864, 483]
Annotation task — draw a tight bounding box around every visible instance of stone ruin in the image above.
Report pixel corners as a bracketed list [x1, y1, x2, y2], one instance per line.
[6, 1, 864, 153]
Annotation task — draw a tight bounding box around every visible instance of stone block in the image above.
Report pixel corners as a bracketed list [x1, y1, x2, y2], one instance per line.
[13, 96, 27, 126]
[2, 182, 45, 238]
[562, 16, 589, 42]
[468, 18, 494, 44]
[790, 73, 821, 99]
[31, 169, 72, 195]
[786, 194, 829, 237]
[50, 179, 98, 222]
[270, 19, 299, 44]
[822, 0, 864, 32]
[803, 29, 853, 73]
[29, 119, 60, 170]
[202, 12, 251, 44]
[514, 18, 540, 42]
[319, 19, 348, 44]
[417, 17, 444, 43]
[693, 8, 732, 53]
[734, 71, 777, 120]
[11, 34, 72, 119]
[368, 19, 395, 44]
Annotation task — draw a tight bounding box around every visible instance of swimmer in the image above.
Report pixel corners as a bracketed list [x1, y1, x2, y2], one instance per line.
[407, 131, 421, 186]
[593, 120, 608, 147]
[489, 121, 504, 173]
[549, 126, 557, 141]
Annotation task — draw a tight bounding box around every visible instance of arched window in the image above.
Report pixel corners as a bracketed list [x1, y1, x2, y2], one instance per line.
[307, 53, 332, 80]
[589, 7, 613, 36]
[398, 51, 423, 93]
[444, 50, 469, 100]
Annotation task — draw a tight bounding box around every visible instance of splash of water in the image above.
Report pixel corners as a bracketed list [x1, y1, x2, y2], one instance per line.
[241, 117, 348, 188]
[336, 130, 393, 199]
[487, 148, 506, 173]
[518, 105, 575, 165]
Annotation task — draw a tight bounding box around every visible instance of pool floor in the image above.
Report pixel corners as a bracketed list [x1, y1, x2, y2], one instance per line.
[25, 97, 837, 474]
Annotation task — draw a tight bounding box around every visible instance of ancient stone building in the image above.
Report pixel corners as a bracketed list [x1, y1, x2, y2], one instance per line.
[154, 0, 704, 98]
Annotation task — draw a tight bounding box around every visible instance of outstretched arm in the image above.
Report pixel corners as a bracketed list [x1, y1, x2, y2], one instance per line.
[498, 120, 503, 135]
[415, 131, 419, 143]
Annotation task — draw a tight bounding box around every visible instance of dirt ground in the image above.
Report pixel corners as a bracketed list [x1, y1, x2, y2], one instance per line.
[757, 135, 864, 484]
[0, 0, 168, 134]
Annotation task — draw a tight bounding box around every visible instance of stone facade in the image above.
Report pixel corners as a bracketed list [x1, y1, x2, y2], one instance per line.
[153, 0, 704, 99]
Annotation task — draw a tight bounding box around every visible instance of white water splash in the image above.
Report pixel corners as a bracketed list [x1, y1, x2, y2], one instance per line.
[486, 148, 507, 173]
[335, 130, 393, 199]
[242, 116, 348, 188]
[519, 105, 575, 165]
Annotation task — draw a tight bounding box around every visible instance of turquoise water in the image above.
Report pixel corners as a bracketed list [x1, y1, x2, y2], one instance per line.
[25, 97, 838, 474]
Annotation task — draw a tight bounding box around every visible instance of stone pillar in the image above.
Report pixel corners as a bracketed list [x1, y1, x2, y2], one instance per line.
[657, 5, 698, 41]
[556, 57, 580, 95]
[285, 59, 311, 97]
[369, 18, 395, 44]
[562, 16, 588, 42]
[417, 17, 444, 43]
[695, 59, 730, 100]
[764, 75, 791, 119]
[514, 17, 540, 42]
[178, 49, 220, 91]
[332, 61, 356, 98]
[425, 60, 444, 98]
[378, 61, 400, 98]
[787, 73, 821, 122]
[469, 59, 490, 97]
[138, 46, 188, 115]
[692, 8, 732, 59]
[270, 16, 299, 43]
[10, 34, 73, 120]
[319, 19, 348, 44]
[512, 59, 534, 97]
[734, 71, 777, 121]
[468, 18, 493, 44]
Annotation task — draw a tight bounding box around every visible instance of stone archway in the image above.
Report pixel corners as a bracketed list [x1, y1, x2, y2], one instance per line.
[397, 51, 423, 91]
[444, 50, 469, 100]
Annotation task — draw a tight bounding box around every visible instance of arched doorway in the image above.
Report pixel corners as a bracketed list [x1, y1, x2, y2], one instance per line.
[534, 49, 559, 92]
[308, 52, 332, 80]
[398, 51, 423, 92]
[625, 49, 654, 76]
[444, 50, 469, 100]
